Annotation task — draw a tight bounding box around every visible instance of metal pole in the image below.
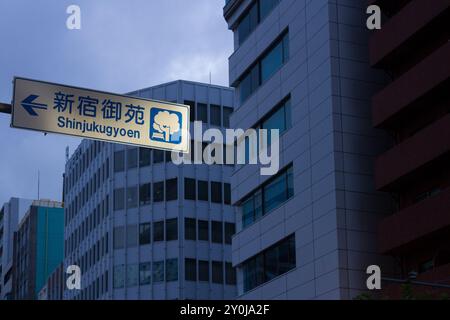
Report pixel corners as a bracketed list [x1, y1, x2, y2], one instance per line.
[0, 102, 12, 114]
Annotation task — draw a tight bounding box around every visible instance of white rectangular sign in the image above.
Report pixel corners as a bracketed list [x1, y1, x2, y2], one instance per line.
[11, 77, 190, 153]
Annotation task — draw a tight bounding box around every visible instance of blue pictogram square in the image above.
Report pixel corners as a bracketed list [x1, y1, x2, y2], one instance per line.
[150, 107, 182, 144]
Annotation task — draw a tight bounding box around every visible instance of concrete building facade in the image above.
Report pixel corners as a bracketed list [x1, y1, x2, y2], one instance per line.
[223, 0, 397, 299]
[63, 80, 237, 300]
[0, 197, 33, 300]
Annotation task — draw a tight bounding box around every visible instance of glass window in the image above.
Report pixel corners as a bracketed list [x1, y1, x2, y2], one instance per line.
[153, 149, 164, 164]
[113, 226, 124, 249]
[153, 221, 164, 242]
[264, 173, 287, 213]
[126, 186, 138, 208]
[210, 104, 221, 126]
[139, 147, 151, 167]
[139, 183, 151, 206]
[260, 0, 280, 20]
[197, 103, 208, 123]
[139, 223, 151, 245]
[243, 234, 295, 292]
[241, 165, 292, 228]
[212, 261, 223, 284]
[113, 265, 125, 288]
[211, 182, 223, 203]
[126, 225, 138, 247]
[152, 261, 164, 282]
[224, 222, 235, 245]
[211, 221, 223, 244]
[261, 41, 283, 83]
[223, 107, 233, 128]
[198, 180, 209, 201]
[114, 151, 124, 172]
[185, 218, 196, 241]
[127, 148, 138, 169]
[153, 181, 164, 202]
[185, 258, 197, 281]
[225, 262, 236, 285]
[198, 220, 209, 241]
[184, 178, 196, 200]
[198, 260, 209, 282]
[113, 188, 124, 211]
[166, 178, 178, 201]
[166, 218, 178, 241]
[139, 262, 151, 285]
[237, 1, 258, 45]
[184, 100, 195, 122]
[166, 258, 178, 281]
[224, 183, 231, 205]
[126, 264, 138, 287]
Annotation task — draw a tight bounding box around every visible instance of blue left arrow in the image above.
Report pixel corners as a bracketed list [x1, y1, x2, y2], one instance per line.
[21, 94, 48, 116]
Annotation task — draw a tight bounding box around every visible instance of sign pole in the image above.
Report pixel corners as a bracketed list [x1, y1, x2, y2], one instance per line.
[0, 102, 11, 114]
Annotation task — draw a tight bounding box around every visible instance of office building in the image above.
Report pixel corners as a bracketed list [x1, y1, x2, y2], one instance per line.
[223, 0, 396, 299]
[63, 80, 237, 300]
[0, 197, 33, 300]
[12, 199, 64, 300]
[369, 0, 450, 297]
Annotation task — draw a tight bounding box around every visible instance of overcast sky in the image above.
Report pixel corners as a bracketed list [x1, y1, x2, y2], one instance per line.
[0, 0, 232, 206]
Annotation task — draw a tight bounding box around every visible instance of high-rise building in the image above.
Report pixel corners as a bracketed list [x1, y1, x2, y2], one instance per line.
[368, 0, 450, 297]
[63, 80, 237, 300]
[0, 197, 33, 300]
[223, 0, 397, 299]
[12, 200, 64, 300]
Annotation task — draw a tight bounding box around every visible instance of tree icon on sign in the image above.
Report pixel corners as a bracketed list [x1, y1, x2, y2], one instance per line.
[152, 110, 181, 142]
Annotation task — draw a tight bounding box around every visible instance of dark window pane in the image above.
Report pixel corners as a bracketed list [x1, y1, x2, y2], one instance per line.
[184, 178, 196, 200]
[139, 147, 151, 167]
[185, 258, 197, 281]
[126, 225, 138, 247]
[264, 172, 287, 213]
[224, 222, 235, 245]
[211, 221, 223, 244]
[185, 100, 195, 122]
[212, 261, 223, 284]
[224, 183, 231, 205]
[239, 71, 253, 104]
[153, 181, 164, 202]
[198, 260, 209, 282]
[166, 258, 178, 281]
[127, 148, 138, 169]
[153, 149, 164, 164]
[114, 151, 125, 172]
[198, 180, 209, 201]
[211, 181, 222, 203]
[126, 186, 138, 208]
[210, 104, 221, 126]
[198, 220, 209, 241]
[197, 103, 208, 123]
[185, 218, 196, 241]
[139, 183, 151, 205]
[261, 41, 283, 83]
[139, 223, 151, 245]
[113, 226, 124, 249]
[139, 262, 151, 285]
[114, 188, 124, 211]
[166, 178, 178, 201]
[223, 107, 233, 128]
[166, 218, 178, 241]
[225, 262, 236, 285]
[260, 0, 280, 21]
[153, 261, 164, 282]
[153, 221, 164, 242]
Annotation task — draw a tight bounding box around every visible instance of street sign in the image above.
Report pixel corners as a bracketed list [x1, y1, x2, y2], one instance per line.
[11, 77, 190, 153]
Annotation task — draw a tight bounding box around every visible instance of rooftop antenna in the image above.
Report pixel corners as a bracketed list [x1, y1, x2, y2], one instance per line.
[37, 170, 40, 200]
[209, 71, 212, 85]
